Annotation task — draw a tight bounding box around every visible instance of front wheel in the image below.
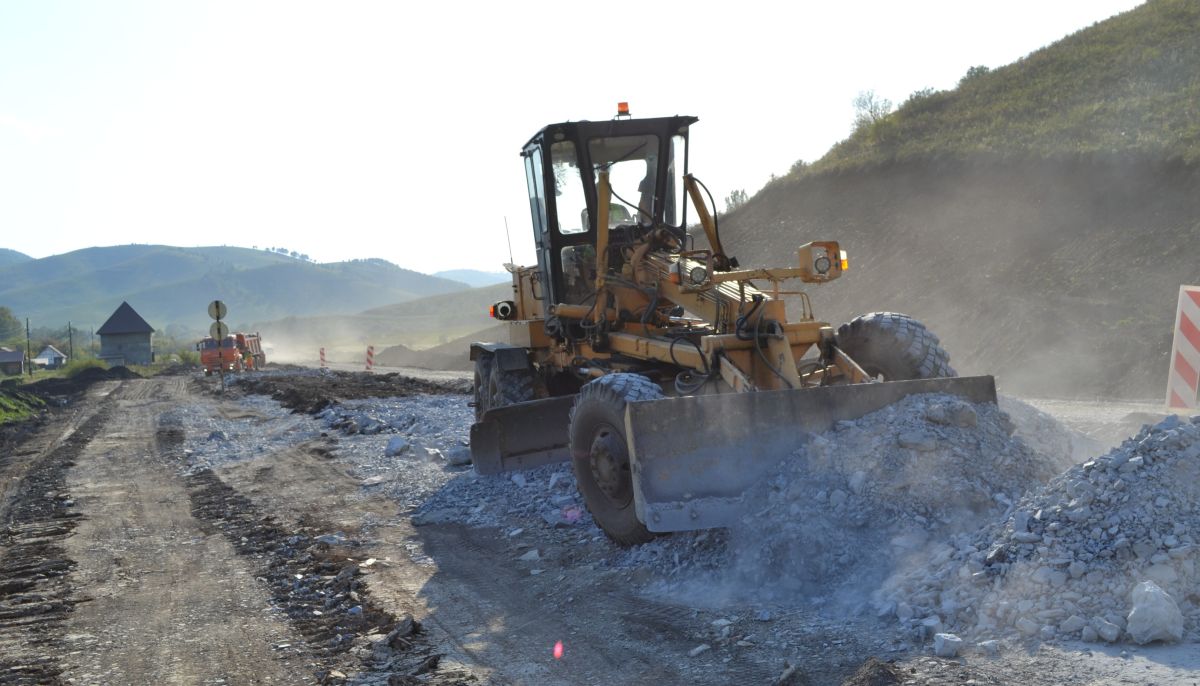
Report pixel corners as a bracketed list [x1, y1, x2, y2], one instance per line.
[569, 373, 664, 546]
[835, 312, 956, 380]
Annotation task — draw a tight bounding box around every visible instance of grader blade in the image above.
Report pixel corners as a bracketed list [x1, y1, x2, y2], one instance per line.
[625, 376, 997, 533]
[470, 396, 575, 475]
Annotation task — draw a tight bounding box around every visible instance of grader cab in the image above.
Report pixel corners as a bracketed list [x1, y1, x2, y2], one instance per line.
[470, 107, 996, 545]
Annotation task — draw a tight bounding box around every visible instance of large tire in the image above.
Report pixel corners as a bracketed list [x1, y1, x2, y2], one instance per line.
[472, 355, 493, 421]
[474, 354, 535, 421]
[569, 373, 664, 546]
[835, 312, 956, 380]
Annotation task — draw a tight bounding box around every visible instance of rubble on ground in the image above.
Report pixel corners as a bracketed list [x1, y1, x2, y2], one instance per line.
[877, 414, 1200, 645]
[658, 394, 1072, 606]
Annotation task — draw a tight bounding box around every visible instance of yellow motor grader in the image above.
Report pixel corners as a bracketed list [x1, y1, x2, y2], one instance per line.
[471, 108, 996, 545]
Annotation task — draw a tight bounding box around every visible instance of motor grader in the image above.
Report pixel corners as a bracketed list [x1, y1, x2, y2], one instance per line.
[470, 107, 995, 545]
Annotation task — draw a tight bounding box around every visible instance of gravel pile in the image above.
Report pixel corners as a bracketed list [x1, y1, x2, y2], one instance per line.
[878, 413, 1200, 645]
[316, 395, 473, 511]
[999, 396, 1103, 464]
[644, 394, 1074, 608]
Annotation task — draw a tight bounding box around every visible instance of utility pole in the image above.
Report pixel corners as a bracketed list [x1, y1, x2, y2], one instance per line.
[25, 318, 32, 377]
[90, 327, 95, 356]
[68, 322, 74, 362]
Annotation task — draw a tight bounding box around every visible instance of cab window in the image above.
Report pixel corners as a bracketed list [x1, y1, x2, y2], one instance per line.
[589, 135, 659, 227]
[551, 141, 587, 235]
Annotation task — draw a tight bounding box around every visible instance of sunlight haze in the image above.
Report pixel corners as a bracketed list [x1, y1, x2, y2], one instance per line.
[1, 0, 1144, 273]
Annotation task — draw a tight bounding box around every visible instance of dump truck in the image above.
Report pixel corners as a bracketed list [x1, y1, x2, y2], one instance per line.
[197, 332, 266, 376]
[470, 107, 996, 545]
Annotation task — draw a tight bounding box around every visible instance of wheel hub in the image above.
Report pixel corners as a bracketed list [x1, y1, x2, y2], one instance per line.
[589, 424, 630, 503]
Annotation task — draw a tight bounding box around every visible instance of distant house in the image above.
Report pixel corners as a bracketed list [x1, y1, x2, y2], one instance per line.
[33, 344, 68, 370]
[96, 302, 155, 366]
[0, 347, 24, 376]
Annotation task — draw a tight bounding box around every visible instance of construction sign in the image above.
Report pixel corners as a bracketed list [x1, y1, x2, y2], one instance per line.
[1166, 285, 1200, 411]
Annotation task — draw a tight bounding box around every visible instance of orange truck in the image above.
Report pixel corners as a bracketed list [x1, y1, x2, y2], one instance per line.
[197, 332, 266, 376]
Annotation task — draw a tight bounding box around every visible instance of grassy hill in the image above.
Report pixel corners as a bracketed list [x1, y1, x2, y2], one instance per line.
[0, 245, 469, 332]
[814, 0, 1200, 172]
[0, 249, 31, 268]
[718, 0, 1200, 399]
[432, 269, 510, 287]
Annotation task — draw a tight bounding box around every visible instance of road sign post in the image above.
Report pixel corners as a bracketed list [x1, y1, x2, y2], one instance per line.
[209, 300, 227, 392]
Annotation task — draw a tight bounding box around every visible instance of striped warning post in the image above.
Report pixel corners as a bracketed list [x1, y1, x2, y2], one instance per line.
[366, 345, 375, 371]
[319, 348, 326, 368]
[1166, 285, 1200, 411]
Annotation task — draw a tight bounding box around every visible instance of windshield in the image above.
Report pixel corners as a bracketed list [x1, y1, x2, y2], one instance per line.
[589, 135, 659, 227]
[200, 339, 217, 350]
[221, 337, 237, 348]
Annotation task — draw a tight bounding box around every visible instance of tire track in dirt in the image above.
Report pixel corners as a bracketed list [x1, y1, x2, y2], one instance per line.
[416, 523, 779, 686]
[0, 396, 111, 684]
[172, 422, 474, 685]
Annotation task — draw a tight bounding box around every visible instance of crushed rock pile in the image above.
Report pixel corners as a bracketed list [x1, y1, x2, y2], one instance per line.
[999, 396, 1103, 464]
[877, 414, 1200, 645]
[653, 393, 1072, 605]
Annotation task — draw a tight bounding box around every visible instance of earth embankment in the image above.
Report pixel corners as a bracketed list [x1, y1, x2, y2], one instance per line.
[721, 156, 1200, 398]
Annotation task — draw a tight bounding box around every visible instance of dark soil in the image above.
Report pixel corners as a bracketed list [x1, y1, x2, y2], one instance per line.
[237, 371, 469, 415]
[161, 414, 472, 685]
[0, 403, 111, 684]
[24, 366, 143, 398]
[840, 658, 901, 686]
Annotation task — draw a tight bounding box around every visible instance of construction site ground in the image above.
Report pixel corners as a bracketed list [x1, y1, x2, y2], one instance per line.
[1, 368, 1197, 686]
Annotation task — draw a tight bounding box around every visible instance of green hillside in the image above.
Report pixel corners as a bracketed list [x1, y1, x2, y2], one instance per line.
[432, 269, 510, 287]
[0, 249, 31, 267]
[717, 0, 1200, 399]
[0, 245, 469, 332]
[815, 0, 1200, 172]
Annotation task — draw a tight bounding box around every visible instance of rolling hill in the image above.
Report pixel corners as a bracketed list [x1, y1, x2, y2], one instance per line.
[0, 249, 31, 268]
[0, 245, 469, 333]
[717, 0, 1200, 399]
[432, 269, 510, 287]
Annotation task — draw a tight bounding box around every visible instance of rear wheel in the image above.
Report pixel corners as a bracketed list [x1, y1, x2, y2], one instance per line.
[569, 373, 664, 546]
[473, 354, 536, 421]
[835, 312, 955, 380]
[472, 355, 493, 421]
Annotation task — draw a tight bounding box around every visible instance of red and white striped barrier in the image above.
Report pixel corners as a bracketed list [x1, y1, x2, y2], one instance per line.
[366, 345, 375, 371]
[319, 347, 327, 368]
[1166, 285, 1200, 411]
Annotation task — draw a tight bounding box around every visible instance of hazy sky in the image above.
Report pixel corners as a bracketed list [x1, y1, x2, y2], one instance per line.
[1, 1, 1143, 273]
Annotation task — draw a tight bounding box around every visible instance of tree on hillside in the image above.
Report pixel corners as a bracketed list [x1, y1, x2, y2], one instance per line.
[853, 90, 893, 132]
[0, 306, 22, 342]
[958, 65, 990, 87]
[724, 189, 749, 213]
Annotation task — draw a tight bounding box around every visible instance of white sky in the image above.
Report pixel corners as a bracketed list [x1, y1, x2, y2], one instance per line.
[0, 0, 1144, 274]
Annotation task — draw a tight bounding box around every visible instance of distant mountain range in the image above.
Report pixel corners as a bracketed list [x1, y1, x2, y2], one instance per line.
[432, 269, 509, 288]
[0, 245, 471, 332]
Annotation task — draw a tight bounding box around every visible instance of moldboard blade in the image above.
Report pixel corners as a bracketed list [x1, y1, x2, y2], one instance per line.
[470, 395, 576, 475]
[625, 376, 997, 532]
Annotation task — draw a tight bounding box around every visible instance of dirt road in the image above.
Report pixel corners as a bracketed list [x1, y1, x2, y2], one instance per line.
[2, 373, 1198, 685]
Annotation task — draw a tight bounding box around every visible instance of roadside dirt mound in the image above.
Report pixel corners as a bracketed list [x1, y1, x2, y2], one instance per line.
[720, 157, 1200, 399]
[25, 365, 143, 397]
[376, 325, 506, 372]
[647, 394, 1072, 607]
[237, 370, 469, 414]
[880, 413, 1200, 645]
